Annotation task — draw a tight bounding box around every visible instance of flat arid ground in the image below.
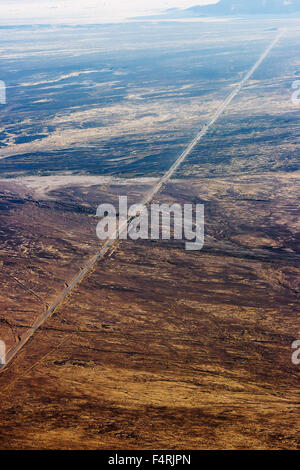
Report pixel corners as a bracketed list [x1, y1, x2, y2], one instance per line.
[0, 17, 299, 449]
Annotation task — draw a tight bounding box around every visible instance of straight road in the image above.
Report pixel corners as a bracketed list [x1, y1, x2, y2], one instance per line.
[1, 29, 285, 371]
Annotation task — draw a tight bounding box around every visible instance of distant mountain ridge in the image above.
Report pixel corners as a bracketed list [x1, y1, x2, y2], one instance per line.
[187, 0, 300, 15]
[137, 0, 300, 19]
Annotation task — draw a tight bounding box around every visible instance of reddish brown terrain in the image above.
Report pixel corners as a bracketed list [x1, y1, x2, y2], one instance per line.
[0, 173, 299, 449]
[0, 179, 154, 351]
[0, 17, 299, 451]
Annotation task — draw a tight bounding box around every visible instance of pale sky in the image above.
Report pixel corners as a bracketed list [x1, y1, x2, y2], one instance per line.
[0, 0, 217, 24]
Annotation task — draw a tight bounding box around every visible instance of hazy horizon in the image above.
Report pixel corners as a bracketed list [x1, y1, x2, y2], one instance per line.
[0, 0, 217, 25]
